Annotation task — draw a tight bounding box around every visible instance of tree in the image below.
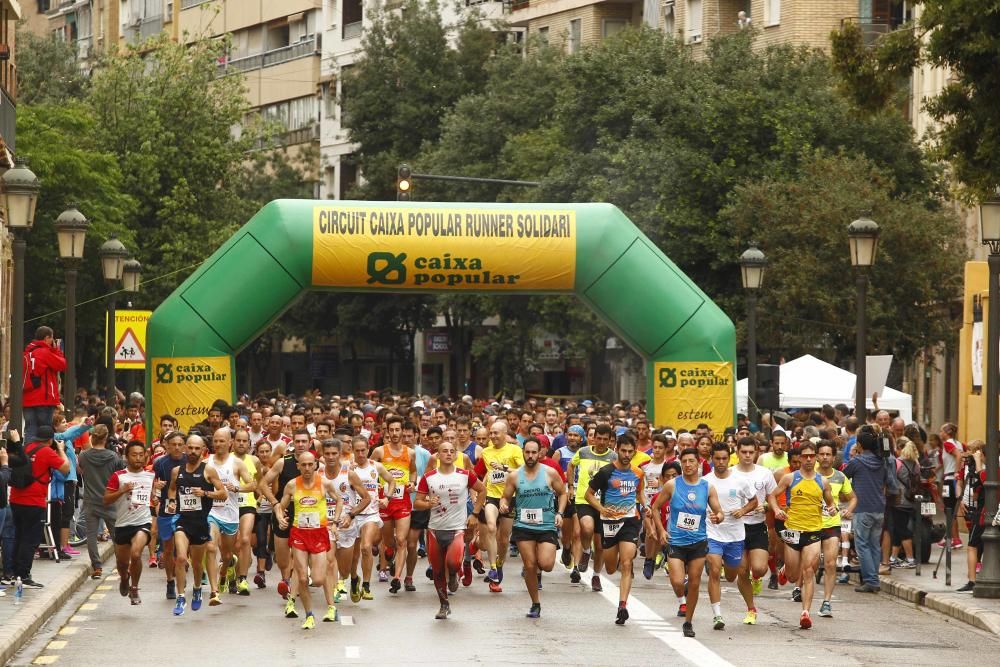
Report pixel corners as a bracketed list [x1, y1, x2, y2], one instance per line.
[15, 26, 88, 104]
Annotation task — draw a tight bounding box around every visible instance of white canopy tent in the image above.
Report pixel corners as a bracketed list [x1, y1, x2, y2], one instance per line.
[736, 354, 913, 423]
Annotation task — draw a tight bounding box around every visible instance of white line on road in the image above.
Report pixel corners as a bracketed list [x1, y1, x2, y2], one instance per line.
[345, 646, 360, 658]
[340, 615, 355, 626]
[597, 576, 736, 667]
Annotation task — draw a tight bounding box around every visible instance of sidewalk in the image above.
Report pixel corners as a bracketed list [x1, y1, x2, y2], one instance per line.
[879, 543, 1000, 636]
[0, 542, 113, 665]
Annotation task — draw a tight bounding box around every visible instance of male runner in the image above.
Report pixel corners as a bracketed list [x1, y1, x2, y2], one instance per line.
[500, 437, 566, 619]
[350, 435, 395, 601]
[165, 434, 228, 616]
[585, 433, 645, 624]
[567, 423, 617, 590]
[371, 415, 417, 593]
[153, 431, 186, 599]
[652, 448, 724, 638]
[232, 428, 263, 595]
[103, 441, 155, 605]
[555, 423, 584, 570]
[816, 440, 856, 616]
[320, 439, 371, 602]
[475, 420, 524, 592]
[275, 452, 344, 629]
[768, 441, 836, 629]
[704, 443, 758, 630]
[732, 436, 777, 622]
[641, 436, 667, 579]
[206, 428, 256, 604]
[416, 441, 486, 619]
[403, 424, 434, 591]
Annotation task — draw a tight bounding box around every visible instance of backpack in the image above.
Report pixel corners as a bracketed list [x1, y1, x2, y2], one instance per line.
[894, 458, 922, 503]
[9, 441, 49, 489]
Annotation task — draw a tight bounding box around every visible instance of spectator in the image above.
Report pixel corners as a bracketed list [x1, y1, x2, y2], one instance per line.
[955, 443, 986, 592]
[938, 423, 965, 548]
[48, 414, 90, 560]
[889, 437, 920, 568]
[0, 438, 13, 582]
[78, 425, 125, 578]
[844, 424, 898, 593]
[21, 326, 67, 444]
[9, 425, 70, 587]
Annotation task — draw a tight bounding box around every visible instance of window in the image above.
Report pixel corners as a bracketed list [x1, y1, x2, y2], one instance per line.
[686, 0, 702, 42]
[567, 18, 581, 53]
[764, 0, 780, 26]
[267, 22, 290, 50]
[663, 2, 675, 37]
[538, 26, 549, 44]
[339, 157, 358, 200]
[602, 18, 628, 39]
[343, 0, 363, 39]
[260, 96, 317, 131]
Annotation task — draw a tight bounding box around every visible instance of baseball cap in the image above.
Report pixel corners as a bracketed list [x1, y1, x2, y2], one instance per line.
[581, 400, 593, 407]
[413, 400, 425, 409]
[663, 429, 677, 440]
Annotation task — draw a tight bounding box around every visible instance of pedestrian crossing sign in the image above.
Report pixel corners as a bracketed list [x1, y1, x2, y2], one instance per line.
[106, 310, 152, 369]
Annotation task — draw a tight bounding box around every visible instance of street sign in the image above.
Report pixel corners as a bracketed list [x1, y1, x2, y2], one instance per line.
[106, 310, 152, 369]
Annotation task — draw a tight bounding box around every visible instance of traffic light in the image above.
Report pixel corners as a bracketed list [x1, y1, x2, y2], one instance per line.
[397, 164, 412, 201]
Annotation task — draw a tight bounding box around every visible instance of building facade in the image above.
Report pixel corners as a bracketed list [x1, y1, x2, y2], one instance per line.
[0, 0, 22, 404]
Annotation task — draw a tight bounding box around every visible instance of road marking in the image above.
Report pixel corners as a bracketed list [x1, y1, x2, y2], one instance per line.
[32, 656, 59, 665]
[46, 641, 67, 651]
[340, 615, 354, 626]
[597, 576, 736, 667]
[69, 615, 90, 623]
[89, 593, 106, 600]
[345, 646, 360, 658]
[58, 627, 79, 636]
[80, 604, 97, 611]
[96, 585, 113, 591]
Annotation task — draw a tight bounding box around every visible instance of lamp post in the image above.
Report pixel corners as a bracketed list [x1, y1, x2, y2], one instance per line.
[54, 205, 88, 418]
[848, 213, 879, 422]
[976, 192, 1000, 599]
[121, 259, 142, 395]
[739, 243, 766, 425]
[2, 158, 41, 434]
[99, 236, 128, 405]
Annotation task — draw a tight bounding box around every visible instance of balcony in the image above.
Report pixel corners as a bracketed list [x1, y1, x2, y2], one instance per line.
[181, 0, 211, 9]
[250, 123, 320, 150]
[219, 38, 318, 76]
[342, 21, 362, 40]
[0, 85, 14, 152]
[510, 0, 529, 9]
[841, 16, 908, 46]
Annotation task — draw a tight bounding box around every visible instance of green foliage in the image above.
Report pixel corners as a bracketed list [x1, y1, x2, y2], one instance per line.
[830, 21, 921, 113]
[15, 25, 88, 104]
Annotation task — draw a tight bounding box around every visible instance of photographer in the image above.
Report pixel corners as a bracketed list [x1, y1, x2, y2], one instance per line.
[21, 326, 67, 444]
[844, 425, 899, 592]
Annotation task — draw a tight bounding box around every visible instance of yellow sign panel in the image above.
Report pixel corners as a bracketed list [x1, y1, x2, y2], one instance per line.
[652, 361, 734, 434]
[150, 356, 233, 434]
[105, 310, 152, 369]
[312, 206, 576, 290]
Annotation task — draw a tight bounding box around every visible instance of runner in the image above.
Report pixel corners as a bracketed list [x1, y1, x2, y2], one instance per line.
[415, 441, 486, 619]
[232, 428, 263, 595]
[320, 439, 371, 603]
[768, 441, 836, 629]
[206, 428, 256, 603]
[152, 431, 187, 600]
[703, 442, 758, 630]
[499, 437, 566, 619]
[732, 436, 777, 624]
[585, 433, 645, 624]
[350, 435, 395, 601]
[567, 423, 617, 590]
[475, 420, 524, 592]
[103, 441, 155, 605]
[555, 423, 583, 570]
[641, 436, 667, 579]
[370, 415, 417, 593]
[252, 440, 274, 589]
[274, 452, 344, 629]
[404, 424, 434, 591]
[165, 434, 228, 616]
[816, 440, 856, 616]
[651, 447, 724, 638]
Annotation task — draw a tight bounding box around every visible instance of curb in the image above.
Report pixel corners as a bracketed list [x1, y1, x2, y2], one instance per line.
[0, 542, 113, 666]
[880, 574, 1000, 637]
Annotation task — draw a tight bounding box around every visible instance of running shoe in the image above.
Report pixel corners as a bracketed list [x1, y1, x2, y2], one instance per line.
[497, 565, 504, 583]
[361, 582, 374, 600]
[91, 567, 103, 580]
[526, 603, 541, 619]
[509, 543, 519, 558]
[404, 577, 416, 592]
[265, 553, 273, 571]
[579, 551, 591, 572]
[743, 609, 757, 625]
[337, 578, 348, 596]
[682, 622, 695, 637]
[148, 556, 158, 569]
[302, 614, 315, 630]
[952, 538, 964, 549]
[64, 546, 81, 556]
[448, 572, 459, 593]
[958, 581, 976, 592]
[166, 580, 176, 600]
[236, 578, 250, 596]
[537, 573, 543, 590]
[768, 573, 779, 590]
[173, 595, 186, 616]
[129, 587, 141, 606]
[487, 568, 499, 584]
[561, 549, 572, 568]
[227, 556, 237, 588]
[752, 576, 763, 595]
[209, 591, 222, 606]
[378, 569, 389, 583]
[254, 571, 266, 589]
[425, 566, 434, 581]
[591, 575, 602, 592]
[791, 586, 802, 602]
[677, 603, 687, 617]
[472, 558, 485, 575]
[777, 567, 788, 586]
[899, 559, 916, 569]
[819, 600, 832, 617]
[323, 605, 338, 622]
[277, 578, 290, 599]
[192, 588, 203, 611]
[837, 573, 850, 584]
[800, 611, 812, 629]
[488, 581, 502, 593]
[435, 603, 451, 620]
[643, 559, 654, 580]
[389, 577, 401, 594]
[284, 599, 298, 618]
[570, 567, 581, 584]
[713, 615, 725, 631]
[119, 572, 130, 597]
[351, 576, 362, 603]
[616, 606, 629, 626]
[654, 551, 666, 570]
[462, 561, 473, 587]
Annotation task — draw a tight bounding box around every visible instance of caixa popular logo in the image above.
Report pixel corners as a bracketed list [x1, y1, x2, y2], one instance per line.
[366, 251, 521, 287]
[659, 366, 729, 389]
[155, 362, 227, 385]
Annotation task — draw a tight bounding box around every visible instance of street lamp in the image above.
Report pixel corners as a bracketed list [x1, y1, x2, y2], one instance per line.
[99, 235, 128, 405]
[2, 157, 41, 435]
[54, 205, 89, 417]
[848, 212, 879, 423]
[739, 242, 766, 425]
[122, 258, 142, 294]
[976, 192, 1000, 599]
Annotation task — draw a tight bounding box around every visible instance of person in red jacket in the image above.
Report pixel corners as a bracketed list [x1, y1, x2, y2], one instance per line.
[22, 326, 67, 444]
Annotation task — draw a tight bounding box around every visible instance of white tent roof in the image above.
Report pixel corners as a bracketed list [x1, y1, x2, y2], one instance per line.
[736, 354, 912, 423]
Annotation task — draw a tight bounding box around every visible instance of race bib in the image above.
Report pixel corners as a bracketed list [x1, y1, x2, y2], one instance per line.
[780, 529, 801, 545]
[237, 493, 248, 505]
[391, 485, 405, 500]
[489, 469, 507, 485]
[520, 508, 542, 525]
[179, 493, 200, 512]
[298, 511, 321, 529]
[920, 502, 937, 517]
[326, 499, 338, 521]
[675, 511, 701, 532]
[130, 486, 150, 506]
[603, 520, 624, 538]
[841, 519, 852, 533]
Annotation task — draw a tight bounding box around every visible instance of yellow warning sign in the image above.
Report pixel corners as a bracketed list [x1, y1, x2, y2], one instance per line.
[105, 310, 152, 370]
[312, 206, 576, 290]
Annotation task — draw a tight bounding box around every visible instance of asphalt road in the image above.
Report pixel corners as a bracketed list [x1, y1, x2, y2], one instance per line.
[13, 555, 998, 666]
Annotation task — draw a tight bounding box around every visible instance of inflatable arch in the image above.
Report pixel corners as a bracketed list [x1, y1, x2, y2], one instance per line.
[145, 200, 735, 434]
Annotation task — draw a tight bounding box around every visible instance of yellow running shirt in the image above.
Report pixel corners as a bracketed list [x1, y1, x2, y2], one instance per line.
[481, 444, 524, 498]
